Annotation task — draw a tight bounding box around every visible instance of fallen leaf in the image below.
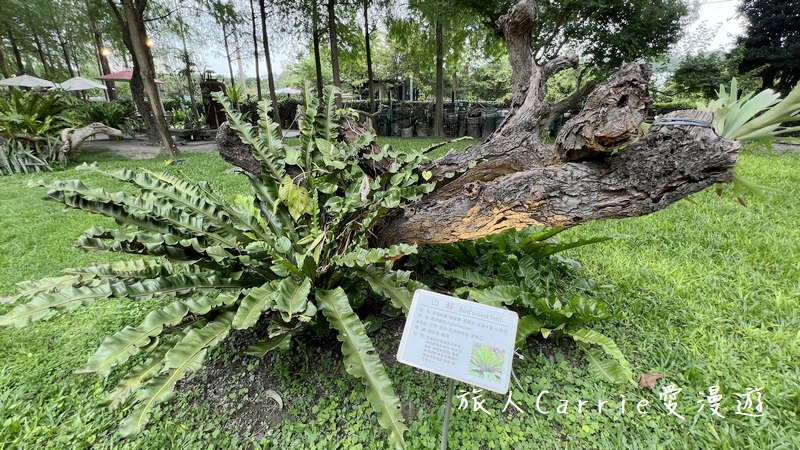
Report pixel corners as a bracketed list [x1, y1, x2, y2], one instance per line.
[265, 389, 283, 410]
[638, 373, 668, 390]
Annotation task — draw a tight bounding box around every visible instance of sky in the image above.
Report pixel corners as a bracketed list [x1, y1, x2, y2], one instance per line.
[692, 0, 747, 50]
[193, 0, 748, 81]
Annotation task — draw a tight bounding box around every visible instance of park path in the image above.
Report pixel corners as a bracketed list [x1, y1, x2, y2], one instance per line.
[78, 130, 301, 160]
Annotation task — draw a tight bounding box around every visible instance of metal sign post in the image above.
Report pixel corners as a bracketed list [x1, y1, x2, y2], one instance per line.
[440, 378, 456, 450]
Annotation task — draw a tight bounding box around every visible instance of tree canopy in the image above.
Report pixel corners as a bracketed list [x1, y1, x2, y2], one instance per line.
[738, 0, 800, 94]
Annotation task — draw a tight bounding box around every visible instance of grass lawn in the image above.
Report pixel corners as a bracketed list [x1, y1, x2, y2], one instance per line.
[0, 138, 798, 449]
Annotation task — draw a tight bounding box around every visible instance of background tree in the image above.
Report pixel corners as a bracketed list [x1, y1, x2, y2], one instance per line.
[738, 0, 800, 94]
[672, 51, 733, 99]
[255, 0, 281, 124]
[108, 0, 177, 154]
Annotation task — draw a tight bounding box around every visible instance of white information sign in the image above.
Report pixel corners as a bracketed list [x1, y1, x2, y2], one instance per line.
[396, 289, 519, 394]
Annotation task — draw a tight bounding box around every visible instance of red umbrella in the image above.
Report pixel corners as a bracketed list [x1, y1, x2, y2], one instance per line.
[96, 69, 163, 84]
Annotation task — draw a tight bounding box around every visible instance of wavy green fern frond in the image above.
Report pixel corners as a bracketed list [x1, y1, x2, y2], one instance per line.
[332, 244, 417, 268]
[317, 86, 341, 142]
[232, 280, 278, 330]
[244, 331, 293, 358]
[76, 300, 194, 377]
[119, 311, 234, 437]
[85, 166, 261, 243]
[355, 266, 422, 313]
[567, 328, 634, 385]
[273, 277, 313, 322]
[44, 178, 240, 247]
[0, 283, 115, 328]
[215, 93, 285, 188]
[0, 275, 76, 305]
[316, 288, 407, 450]
[103, 326, 198, 409]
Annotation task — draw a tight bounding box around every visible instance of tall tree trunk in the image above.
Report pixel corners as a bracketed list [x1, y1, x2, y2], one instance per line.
[761, 66, 776, 90]
[452, 70, 457, 103]
[257, 0, 281, 127]
[8, 32, 24, 75]
[119, 0, 177, 155]
[179, 17, 199, 128]
[222, 22, 236, 95]
[106, 0, 157, 143]
[0, 45, 9, 78]
[55, 30, 75, 77]
[364, 0, 374, 114]
[93, 30, 116, 100]
[234, 28, 246, 91]
[249, 0, 262, 100]
[327, 0, 342, 108]
[33, 34, 51, 76]
[433, 21, 444, 137]
[312, 0, 324, 100]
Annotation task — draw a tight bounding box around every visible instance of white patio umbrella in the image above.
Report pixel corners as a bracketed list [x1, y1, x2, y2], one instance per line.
[0, 74, 58, 89]
[275, 87, 301, 95]
[60, 76, 107, 91]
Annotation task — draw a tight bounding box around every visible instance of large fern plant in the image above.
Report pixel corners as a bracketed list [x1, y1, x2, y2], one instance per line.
[0, 86, 441, 448]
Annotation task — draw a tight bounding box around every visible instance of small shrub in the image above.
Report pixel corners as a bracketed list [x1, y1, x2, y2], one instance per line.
[0, 138, 59, 175]
[0, 90, 77, 138]
[79, 100, 136, 130]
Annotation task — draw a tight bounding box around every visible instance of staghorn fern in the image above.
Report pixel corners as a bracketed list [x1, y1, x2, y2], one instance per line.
[697, 79, 799, 204]
[698, 78, 800, 141]
[0, 83, 459, 448]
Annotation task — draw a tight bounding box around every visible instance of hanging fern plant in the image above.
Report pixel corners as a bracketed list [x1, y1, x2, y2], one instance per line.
[0, 85, 446, 448]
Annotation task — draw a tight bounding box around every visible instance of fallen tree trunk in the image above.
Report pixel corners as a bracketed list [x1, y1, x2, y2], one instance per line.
[371, 0, 739, 245]
[217, 0, 740, 247]
[58, 123, 124, 166]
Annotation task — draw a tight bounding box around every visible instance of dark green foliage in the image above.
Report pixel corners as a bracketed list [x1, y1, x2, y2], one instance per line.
[0, 90, 78, 137]
[738, 0, 800, 94]
[78, 100, 136, 130]
[456, 0, 687, 74]
[672, 52, 734, 99]
[649, 99, 698, 117]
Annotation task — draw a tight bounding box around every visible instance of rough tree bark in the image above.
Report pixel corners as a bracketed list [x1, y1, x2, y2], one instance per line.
[93, 30, 116, 101]
[58, 123, 124, 166]
[107, 0, 158, 144]
[119, 0, 177, 155]
[217, 0, 740, 248]
[8, 31, 24, 75]
[372, 0, 739, 245]
[33, 34, 51, 76]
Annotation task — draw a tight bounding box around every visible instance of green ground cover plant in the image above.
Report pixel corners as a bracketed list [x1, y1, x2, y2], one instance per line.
[0, 139, 798, 448]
